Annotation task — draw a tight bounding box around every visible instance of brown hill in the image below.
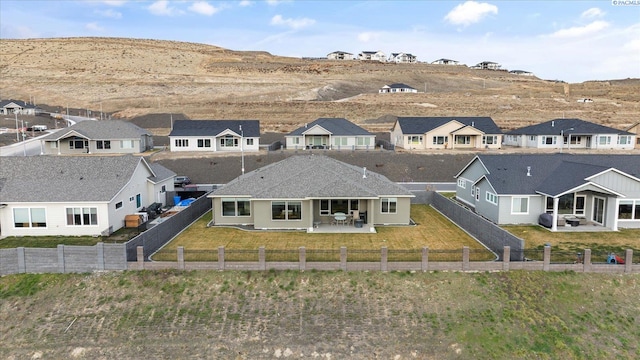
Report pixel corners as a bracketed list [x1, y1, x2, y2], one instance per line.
[1, 37, 638, 133]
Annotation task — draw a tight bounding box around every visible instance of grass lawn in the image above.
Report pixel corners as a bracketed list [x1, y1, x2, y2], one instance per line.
[0, 227, 139, 249]
[162, 204, 484, 251]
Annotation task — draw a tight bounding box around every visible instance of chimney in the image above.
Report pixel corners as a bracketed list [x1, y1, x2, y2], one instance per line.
[363, 167, 367, 179]
[527, 166, 531, 177]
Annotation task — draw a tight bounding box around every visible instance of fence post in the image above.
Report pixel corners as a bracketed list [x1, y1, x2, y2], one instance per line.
[57, 245, 65, 273]
[543, 245, 551, 271]
[299, 247, 306, 271]
[218, 246, 225, 271]
[421, 247, 429, 272]
[503, 246, 510, 271]
[583, 249, 591, 272]
[259, 246, 266, 271]
[137, 246, 144, 270]
[381, 247, 388, 272]
[97, 242, 105, 271]
[624, 249, 633, 273]
[177, 247, 185, 270]
[462, 246, 469, 271]
[340, 246, 347, 271]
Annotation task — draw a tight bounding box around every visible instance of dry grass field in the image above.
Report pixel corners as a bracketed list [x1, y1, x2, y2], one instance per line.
[1, 37, 639, 135]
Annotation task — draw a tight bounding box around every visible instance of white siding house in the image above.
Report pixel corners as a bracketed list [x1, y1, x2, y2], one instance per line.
[169, 120, 260, 153]
[285, 118, 375, 150]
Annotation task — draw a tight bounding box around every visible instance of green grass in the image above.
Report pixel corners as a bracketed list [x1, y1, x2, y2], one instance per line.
[0, 227, 139, 249]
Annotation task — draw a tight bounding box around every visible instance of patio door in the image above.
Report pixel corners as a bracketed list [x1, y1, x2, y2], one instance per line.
[592, 197, 605, 224]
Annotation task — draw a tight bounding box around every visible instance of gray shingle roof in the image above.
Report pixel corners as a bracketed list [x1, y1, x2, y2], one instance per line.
[211, 155, 413, 199]
[287, 118, 373, 137]
[41, 120, 150, 141]
[396, 117, 502, 135]
[0, 156, 146, 202]
[384, 83, 416, 89]
[506, 118, 633, 136]
[148, 163, 176, 184]
[471, 154, 640, 196]
[0, 99, 37, 109]
[168, 120, 260, 137]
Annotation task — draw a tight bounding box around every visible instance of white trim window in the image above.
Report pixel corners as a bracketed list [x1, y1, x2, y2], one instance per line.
[381, 198, 397, 214]
[598, 136, 611, 145]
[13, 208, 47, 228]
[511, 197, 529, 214]
[457, 178, 466, 189]
[121, 140, 134, 149]
[432, 136, 446, 145]
[66, 207, 98, 226]
[334, 137, 348, 146]
[409, 135, 423, 145]
[175, 139, 189, 147]
[541, 136, 556, 145]
[482, 136, 497, 145]
[221, 198, 251, 217]
[486, 192, 498, 205]
[617, 136, 631, 145]
[272, 201, 302, 220]
[357, 137, 371, 146]
[618, 200, 640, 220]
[197, 139, 211, 148]
[246, 138, 254, 146]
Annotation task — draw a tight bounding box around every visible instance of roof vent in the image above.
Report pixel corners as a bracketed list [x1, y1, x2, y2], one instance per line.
[363, 167, 367, 179]
[551, 120, 555, 127]
[527, 166, 531, 177]
[471, 121, 475, 127]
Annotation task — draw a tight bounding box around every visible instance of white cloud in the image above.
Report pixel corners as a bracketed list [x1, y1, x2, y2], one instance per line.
[85, 22, 104, 32]
[188, 1, 219, 16]
[148, 1, 181, 16]
[239, 1, 253, 7]
[549, 20, 610, 38]
[101, 0, 126, 6]
[267, 0, 289, 5]
[94, 9, 122, 19]
[270, 15, 315, 29]
[444, 1, 498, 27]
[357, 31, 381, 43]
[581, 7, 604, 19]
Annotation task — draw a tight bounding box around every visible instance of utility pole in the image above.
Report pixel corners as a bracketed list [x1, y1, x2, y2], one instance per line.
[240, 125, 245, 175]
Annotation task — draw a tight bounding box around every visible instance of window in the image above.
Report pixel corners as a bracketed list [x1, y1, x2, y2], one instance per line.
[292, 137, 300, 145]
[246, 138, 254, 146]
[50, 142, 58, 149]
[271, 201, 301, 220]
[455, 136, 470, 145]
[381, 198, 397, 214]
[96, 140, 111, 149]
[221, 136, 238, 147]
[482, 136, 497, 145]
[457, 179, 466, 189]
[598, 136, 611, 145]
[486, 192, 498, 205]
[511, 197, 529, 214]
[161, 185, 166, 193]
[617, 136, 631, 145]
[129, 196, 135, 202]
[121, 140, 134, 149]
[13, 208, 47, 228]
[529, 136, 536, 141]
[334, 137, 348, 146]
[70, 138, 87, 149]
[331, 199, 349, 214]
[136, 194, 141, 208]
[618, 200, 640, 220]
[222, 198, 251, 217]
[66, 207, 98, 226]
[175, 139, 189, 147]
[542, 136, 556, 145]
[409, 136, 423, 144]
[570, 136, 581, 145]
[475, 187, 480, 201]
[197, 139, 211, 148]
[432, 136, 446, 145]
[357, 137, 371, 146]
[320, 199, 330, 216]
[115, 201, 123, 210]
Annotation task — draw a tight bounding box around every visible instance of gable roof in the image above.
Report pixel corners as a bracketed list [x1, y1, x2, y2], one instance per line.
[0, 99, 37, 109]
[464, 154, 640, 196]
[395, 116, 502, 135]
[382, 83, 416, 89]
[287, 118, 373, 137]
[41, 120, 150, 141]
[0, 156, 150, 202]
[210, 155, 413, 199]
[168, 120, 260, 137]
[148, 163, 177, 184]
[506, 118, 633, 136]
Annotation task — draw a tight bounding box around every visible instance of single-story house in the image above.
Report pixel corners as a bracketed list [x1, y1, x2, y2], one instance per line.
[168, 120, 260, 152]
[503, 118, 636, 151]
[208, 155, 414, 232]
[454, 154, 640, 231]
[379, 83, 418, 94]
[40, 120, 153, 155]
[0, 99, 40, 115]
[327, 51, 353, 60]
[388, 53, 417, 63]
[509, 70, 534, 76]
[390, 116, 503, 150]
[431, 58, 459, 65]
[0, 156, 175, 237]
[471, 61, 502, 70]
[285, 118, 376, 150]
[358, 51, 386, 62]
[625, 122, 640, 149]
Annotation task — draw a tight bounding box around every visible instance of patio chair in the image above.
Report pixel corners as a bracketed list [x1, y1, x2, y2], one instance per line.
[349, 210, 359, 225]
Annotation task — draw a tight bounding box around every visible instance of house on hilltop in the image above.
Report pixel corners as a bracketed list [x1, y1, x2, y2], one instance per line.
[379, 83, 418, 93]
[509, 70, 534, 77]
[40, 120, 153, 155]
[455, 154, 640, 231]
[358, 51, 386, 62]
[327, 51, 353, 60]
[285, 118, 375, 150]
[168, 120, 260, 152]
[1, 99, 40, 115]
[471, 61, 502, 70]
[503, 118, 636, 151]
[388, 53, 417, 63]
[208, 155, 414, 232]
[0, 156, 175, 237]
[431, 58, 459, 65]
[390, 117, 503, 150]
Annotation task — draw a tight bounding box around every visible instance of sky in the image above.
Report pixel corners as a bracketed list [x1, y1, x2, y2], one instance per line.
[1, 0, 639, 83]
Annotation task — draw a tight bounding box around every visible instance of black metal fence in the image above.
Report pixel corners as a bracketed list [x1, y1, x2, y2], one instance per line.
[125, 194, 212, 261]
[376, 139, 395, 151]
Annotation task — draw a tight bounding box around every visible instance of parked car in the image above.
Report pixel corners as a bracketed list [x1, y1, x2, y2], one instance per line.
[174, 176, 191, 187]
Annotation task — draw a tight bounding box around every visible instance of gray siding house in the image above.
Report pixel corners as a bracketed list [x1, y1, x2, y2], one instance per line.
[285, 118, 375, 150]
[41, 120, 153, 155]
[455, 154, 640, 231]
[208, 155, 414, 232]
